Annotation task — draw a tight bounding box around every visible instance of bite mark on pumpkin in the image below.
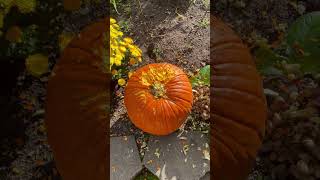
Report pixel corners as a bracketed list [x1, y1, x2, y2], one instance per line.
[140, 66, 176, 86]
[140, 65, 176, 99]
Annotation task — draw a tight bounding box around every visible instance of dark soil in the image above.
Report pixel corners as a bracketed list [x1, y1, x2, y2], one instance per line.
[213, 0, 301, 44]
[116, 0, 210, 71]
[0, 58, 25, 140]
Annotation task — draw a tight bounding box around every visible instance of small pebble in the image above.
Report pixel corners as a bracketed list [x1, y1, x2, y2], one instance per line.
[289, 91, 299, 101]
[302, 139, 315, 149]
[288, 73, 296, 81]
[297, 160, 310, 175]
[314, 165, 320, 178]
[272, 113, 283, 127]
[264, 89, 279, 97]
[283, 64, 301, 74]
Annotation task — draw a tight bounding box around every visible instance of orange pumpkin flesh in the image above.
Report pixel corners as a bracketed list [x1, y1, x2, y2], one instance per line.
[124, 63, 193, 135]
[45, 18, 109, 180]
[211, 16, 267, 180]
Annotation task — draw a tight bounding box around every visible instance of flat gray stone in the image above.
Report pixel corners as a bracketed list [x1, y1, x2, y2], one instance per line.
[143, 131, 210, 180]
[110, 136, 143, 180]
[200, 172, 210, 180]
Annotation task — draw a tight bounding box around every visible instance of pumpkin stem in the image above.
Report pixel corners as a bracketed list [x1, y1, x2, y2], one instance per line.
[150, 82, 167, 98]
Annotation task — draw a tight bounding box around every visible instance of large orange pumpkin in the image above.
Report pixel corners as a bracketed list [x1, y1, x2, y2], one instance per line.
[124, 63, 193, 135]
[45, 18, 109, 180]
[211, 16, 267, 180]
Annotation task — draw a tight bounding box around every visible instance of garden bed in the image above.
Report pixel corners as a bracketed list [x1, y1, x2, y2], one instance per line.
[109, 0, 210, 137]
[0, 0, 318, 179]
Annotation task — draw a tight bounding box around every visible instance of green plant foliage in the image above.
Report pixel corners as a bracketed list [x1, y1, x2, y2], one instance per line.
[110, 0, 120, 14]
[190, 65, 210, 87]
[0, 0, 62, 58]
[119, 20, 130, 33]
[286, 11, 320, 73]
[254, 12, 320, 75]
[134, 169, 159, 180]
[6, 25, 40, 58]
[254, 40, 287, 76]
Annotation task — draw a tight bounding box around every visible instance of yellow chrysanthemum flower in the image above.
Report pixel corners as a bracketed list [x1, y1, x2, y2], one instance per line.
[25, 54, 48, 77]
[110, 18, 116, 24]
[109, 17, 143, 71]
[0, 0, 36, 29]
[115, 54, 122, 66]
[119, 46, 127, 53]
[119, 41, 126, 46]
[118, 78, 126, 86]
[123, 37, 133, 44]
[112, 23, 120, 29]
[0, 0, 15, 8]
[131, 49, 141, 57]
[110, 57, 115, 67]
[14, 0, 37, 13]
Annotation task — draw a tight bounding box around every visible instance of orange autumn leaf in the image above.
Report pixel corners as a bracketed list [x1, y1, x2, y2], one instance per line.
[5, 26, 22, 43]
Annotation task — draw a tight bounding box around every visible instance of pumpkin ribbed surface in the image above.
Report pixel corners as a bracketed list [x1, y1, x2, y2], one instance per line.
[45, 18, 109, 180]
[124, 63, 193, 135]
[211, 16, 267, 180]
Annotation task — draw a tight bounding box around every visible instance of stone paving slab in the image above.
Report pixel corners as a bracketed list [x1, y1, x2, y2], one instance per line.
[143, 131, 210, 180]
[110, 136, 143, 180]
[200, 172, 210, 180]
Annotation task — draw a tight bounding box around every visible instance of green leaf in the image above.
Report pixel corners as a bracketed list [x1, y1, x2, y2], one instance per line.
[190, 65, 210, 87]
[134, 169, 159, 180]
[254, 40, 287, 76]
[110, 0, 120, 14]
[286, 11, 320, 73]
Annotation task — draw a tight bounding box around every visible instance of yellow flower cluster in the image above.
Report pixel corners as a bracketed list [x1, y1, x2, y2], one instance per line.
[25, 53, 48, 77]
[0, 0, 37, 28]
[13, 0, 37, 13]
[110, 17, 142, 69]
